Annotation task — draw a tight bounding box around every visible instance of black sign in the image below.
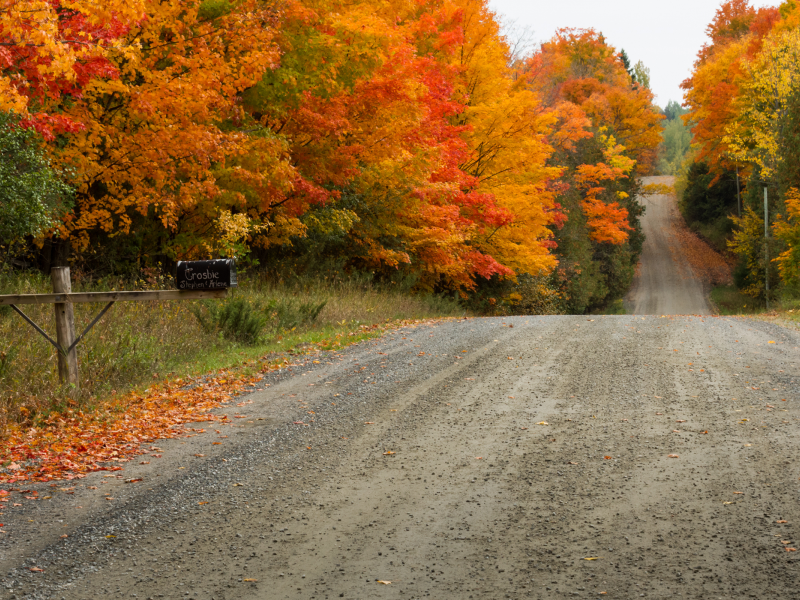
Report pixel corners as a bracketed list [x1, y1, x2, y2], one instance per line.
[176, 260, 237, 290]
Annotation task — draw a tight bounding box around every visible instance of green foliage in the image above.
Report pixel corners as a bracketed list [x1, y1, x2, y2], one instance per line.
[620, 49, 634, 80]
[657, 102, 691, 175]
[633, 61, 651, 90]
[0, 346, 17, 380]
[679, 161, 738, 225]
[197, 0, 233, 20]
[191, 294, 329, 344]
[663, 100, 687, 122]
[0, 111, 73, 248]
[728, 206, 781, 300]
[711, 284, 761, 314]
[192, 297, 267, 345]
[264, 297, 328, 332]
[777, 89, 800, 198]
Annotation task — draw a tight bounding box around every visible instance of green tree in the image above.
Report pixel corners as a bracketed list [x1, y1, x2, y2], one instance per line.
[657, 101, 692, 175]
[663, 100, 687, 121]
[619, 49, 635, 82]
[633, 60, 651, 89]
[0, 112, 73, 263]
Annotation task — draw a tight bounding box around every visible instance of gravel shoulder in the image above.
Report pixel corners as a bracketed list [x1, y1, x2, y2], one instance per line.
[2, 315, 800, 600]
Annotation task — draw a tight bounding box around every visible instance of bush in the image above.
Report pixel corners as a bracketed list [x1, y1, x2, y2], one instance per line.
[191, 297, 267, 345]
[265, 298, 327, 332]
[0, 111, 73, 250]
[191, 295, 328, 344]
[680, 161, 738, 225]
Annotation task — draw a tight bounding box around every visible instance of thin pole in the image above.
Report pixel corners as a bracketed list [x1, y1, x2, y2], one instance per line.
[764, 188, 770, 311]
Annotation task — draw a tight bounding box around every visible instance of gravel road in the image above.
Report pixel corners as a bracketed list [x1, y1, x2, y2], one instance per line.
[625, 176, 711, 316]
[2, 190, 800, 600]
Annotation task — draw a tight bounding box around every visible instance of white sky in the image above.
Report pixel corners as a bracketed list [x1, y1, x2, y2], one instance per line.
[488, 0, 780, 109]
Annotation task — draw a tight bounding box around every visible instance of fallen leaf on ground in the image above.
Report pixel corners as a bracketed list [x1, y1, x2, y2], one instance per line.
[29, 567, 43, 572]
[786, 548, 797, 552]
[475, 457, 483, 460]
[125, 478, 142, 484]
[568, 461, 578, 465]
[377, 580, 392, 585]
[383, 451, 395, 455]
[676, 420, 687, 423]
[536, 421, 549, 426]
[243, 578, 258, 582]
[364, 422, 375, 425]
[733, 492, 744, 495]
[603, 456, 612, 460]
[778, 520, 788, 524]
[583, 557, 600, 560]
[668, 454, 679, 458]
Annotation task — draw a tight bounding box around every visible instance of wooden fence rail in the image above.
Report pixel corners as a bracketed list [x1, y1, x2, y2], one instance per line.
[0, 267, 228, 392]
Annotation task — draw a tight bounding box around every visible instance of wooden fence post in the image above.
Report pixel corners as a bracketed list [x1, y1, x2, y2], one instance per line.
[51, 267, 80, 390]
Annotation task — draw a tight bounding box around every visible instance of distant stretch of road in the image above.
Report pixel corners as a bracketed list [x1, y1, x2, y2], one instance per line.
[626, 175, 712, 315]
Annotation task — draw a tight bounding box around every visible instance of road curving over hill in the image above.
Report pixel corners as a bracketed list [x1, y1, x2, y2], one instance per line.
[2, 309, 800, 599]
[625, 176, 712, 316]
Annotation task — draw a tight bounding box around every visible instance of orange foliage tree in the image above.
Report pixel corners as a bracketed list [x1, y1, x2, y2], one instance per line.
[1, 0, 664, 308]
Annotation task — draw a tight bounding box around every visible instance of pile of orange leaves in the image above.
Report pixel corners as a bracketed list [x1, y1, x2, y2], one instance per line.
[0, 372, 260, 484]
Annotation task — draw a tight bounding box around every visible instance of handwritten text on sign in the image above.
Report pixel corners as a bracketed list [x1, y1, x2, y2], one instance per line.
[176, 260, 237, 290]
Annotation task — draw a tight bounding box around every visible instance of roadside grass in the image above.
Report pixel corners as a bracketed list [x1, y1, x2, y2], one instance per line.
[600, 299, 627, 315]
[0, 273, 465, 432]
[711, 284, 800, 328]
[710, 285, 761, 315]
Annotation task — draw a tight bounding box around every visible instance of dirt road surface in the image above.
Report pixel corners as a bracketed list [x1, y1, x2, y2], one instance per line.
[625, 177, 711, 316]
[2, 191, 800, 600]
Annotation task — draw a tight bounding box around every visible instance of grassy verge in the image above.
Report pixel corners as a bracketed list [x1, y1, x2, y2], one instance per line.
[0, 273, 465, 431]
[600, 299, 627, 315]
[710, 285, 762, 315]
[710, 284, 800, 328]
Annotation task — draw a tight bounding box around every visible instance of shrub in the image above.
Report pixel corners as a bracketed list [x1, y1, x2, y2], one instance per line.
[191, 297, 267, 345]
[265, 298, 328, 332]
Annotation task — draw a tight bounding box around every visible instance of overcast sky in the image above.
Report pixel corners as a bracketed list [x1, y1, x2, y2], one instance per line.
[487, 0, 780, 109]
